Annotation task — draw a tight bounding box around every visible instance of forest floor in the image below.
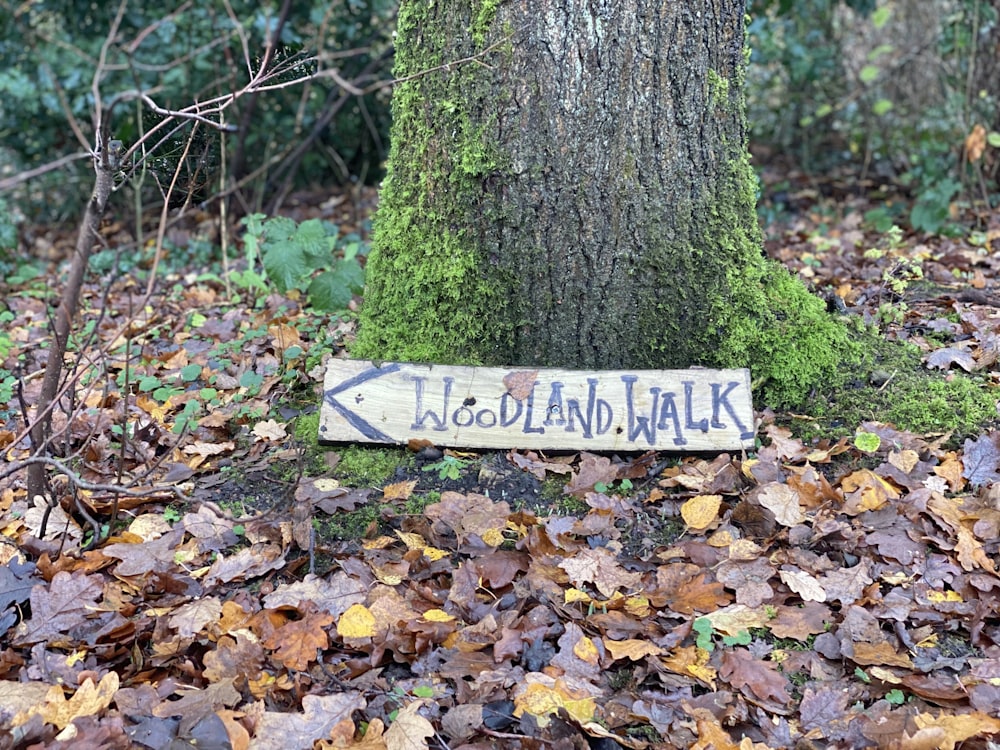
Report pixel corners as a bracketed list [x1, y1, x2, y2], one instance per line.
[3, 166, 1000, 749]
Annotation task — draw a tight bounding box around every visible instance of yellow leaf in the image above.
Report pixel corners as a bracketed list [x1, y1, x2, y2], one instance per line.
[573, 636, 600, 665]
[605, 639, 664, 662]
[681, 495, 722, 531]
[513, 678, 595, 728]
[624, 595, 651, 618]
[480, 527, 504, 547]
[420, 546, 449, 562]
[383, 480, 417, 501]
[422, 609, 455, 623]
[913, 711, 1000, 750]
[926, 590, 963, 603]
[395, 530, 427, 550]
[38, 672, 119, 729]
[565, 588, 592, 604]
[337, 604, 376, 638]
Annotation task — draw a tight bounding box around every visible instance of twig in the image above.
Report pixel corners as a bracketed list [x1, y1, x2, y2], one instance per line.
[3, 456, 187, 501]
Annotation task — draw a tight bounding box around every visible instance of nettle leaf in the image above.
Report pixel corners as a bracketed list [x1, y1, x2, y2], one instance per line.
[308, 258, 365, 311]
[261, 218, 339, 293]
[263, 238, 312, 293]
[293, 218, 338, 260]
[263, 216, 297, 242]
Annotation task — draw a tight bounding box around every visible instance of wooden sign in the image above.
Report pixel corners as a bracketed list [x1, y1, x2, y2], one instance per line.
[320, 360, 755, 451]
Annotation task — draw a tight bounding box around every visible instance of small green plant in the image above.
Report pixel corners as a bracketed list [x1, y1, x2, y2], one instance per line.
[163, 506, 182, 525]
[693, 617, 752, 651]
[594, 478, 634, 494]
[693, 617, 715, 651]
[885, 688, 906, 705]
[239, 214, 366, 310]
[422, 455, 468, 481]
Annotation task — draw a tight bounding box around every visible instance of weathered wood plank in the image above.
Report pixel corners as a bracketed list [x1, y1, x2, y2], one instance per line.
[320, 360, 755, 451]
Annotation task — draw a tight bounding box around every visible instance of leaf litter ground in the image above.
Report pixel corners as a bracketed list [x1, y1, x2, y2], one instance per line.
[3, 180, 1000, 748]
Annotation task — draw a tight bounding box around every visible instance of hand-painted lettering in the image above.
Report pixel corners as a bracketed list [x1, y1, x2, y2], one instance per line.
[622, 375, 661, 446]
[684, 381, 709, 432]
[543, 382, 566, 427]
[566, 378, 612, 439]
[521, 381, 545, 435]
[656, 392, 687, 446]
[711, 381, 756, 439]
[409, 375, 453, 431]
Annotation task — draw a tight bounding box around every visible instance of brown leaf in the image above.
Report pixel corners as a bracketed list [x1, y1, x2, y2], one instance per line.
[14, 570, 103, 646]
[508, 449, 576, 480]
[715, 558, 775, 608]
[851, 640, 913, 668]
[503, 370, 539, 401]
[103, 528, 185, 576]
[719, 648, 790, 705]
[263, 609, 334, 670]
[169, 597, 223, 639]
[758, 482, 806, 527]
[962, 433, 1000, 487]
[203, 633, 266, 682]
[926, 345, 977, 372]
[565, 452, 619, 496]
[558, 547, 642, 598]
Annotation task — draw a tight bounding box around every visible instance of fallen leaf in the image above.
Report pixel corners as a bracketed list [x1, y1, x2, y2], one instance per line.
[681, 495, 723, 530]
[758, 483, 806, 527]
[385, 701, 435, 750]
[36, 672, 119, 729]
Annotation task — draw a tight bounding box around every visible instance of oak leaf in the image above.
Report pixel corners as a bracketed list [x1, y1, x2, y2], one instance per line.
[513, 676, 596, 728]
[559, 547, 642, 598]
[385, 701, 435, 750]
[263, 610, 334, 670]
[605, 639, 664, 662]
[169, 597, 223, 639]
[254, 692, 365, 750]
[758, 483, 806, 527]
[263, 572, 366, 618]
[382, 480, 417, 501]
[912, 711, 1000, 750]
[719, 648, 790, 705]
[32, 672, 119, 729]
[778, 568, 827, 602]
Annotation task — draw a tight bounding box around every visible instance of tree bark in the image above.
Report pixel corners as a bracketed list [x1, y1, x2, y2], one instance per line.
[354, 0, 851, 405]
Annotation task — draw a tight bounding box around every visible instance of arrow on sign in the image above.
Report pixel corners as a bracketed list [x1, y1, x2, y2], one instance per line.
[323, 361, 402, 442]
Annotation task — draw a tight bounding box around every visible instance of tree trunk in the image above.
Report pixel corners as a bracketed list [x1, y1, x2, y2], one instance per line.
[354, 0, 851, 406]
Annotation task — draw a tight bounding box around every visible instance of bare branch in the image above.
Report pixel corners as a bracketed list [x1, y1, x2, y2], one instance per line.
[2, 456, 187, 501]
[139, 93, 240, 132]
[0, 152, 92, 192]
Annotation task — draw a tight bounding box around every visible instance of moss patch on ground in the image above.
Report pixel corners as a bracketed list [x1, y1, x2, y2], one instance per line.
[795, 332, 997, 441]
[335, 445, 413, 487]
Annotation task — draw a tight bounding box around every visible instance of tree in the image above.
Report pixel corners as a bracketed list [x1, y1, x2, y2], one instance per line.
[354, 0, 854, 406]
